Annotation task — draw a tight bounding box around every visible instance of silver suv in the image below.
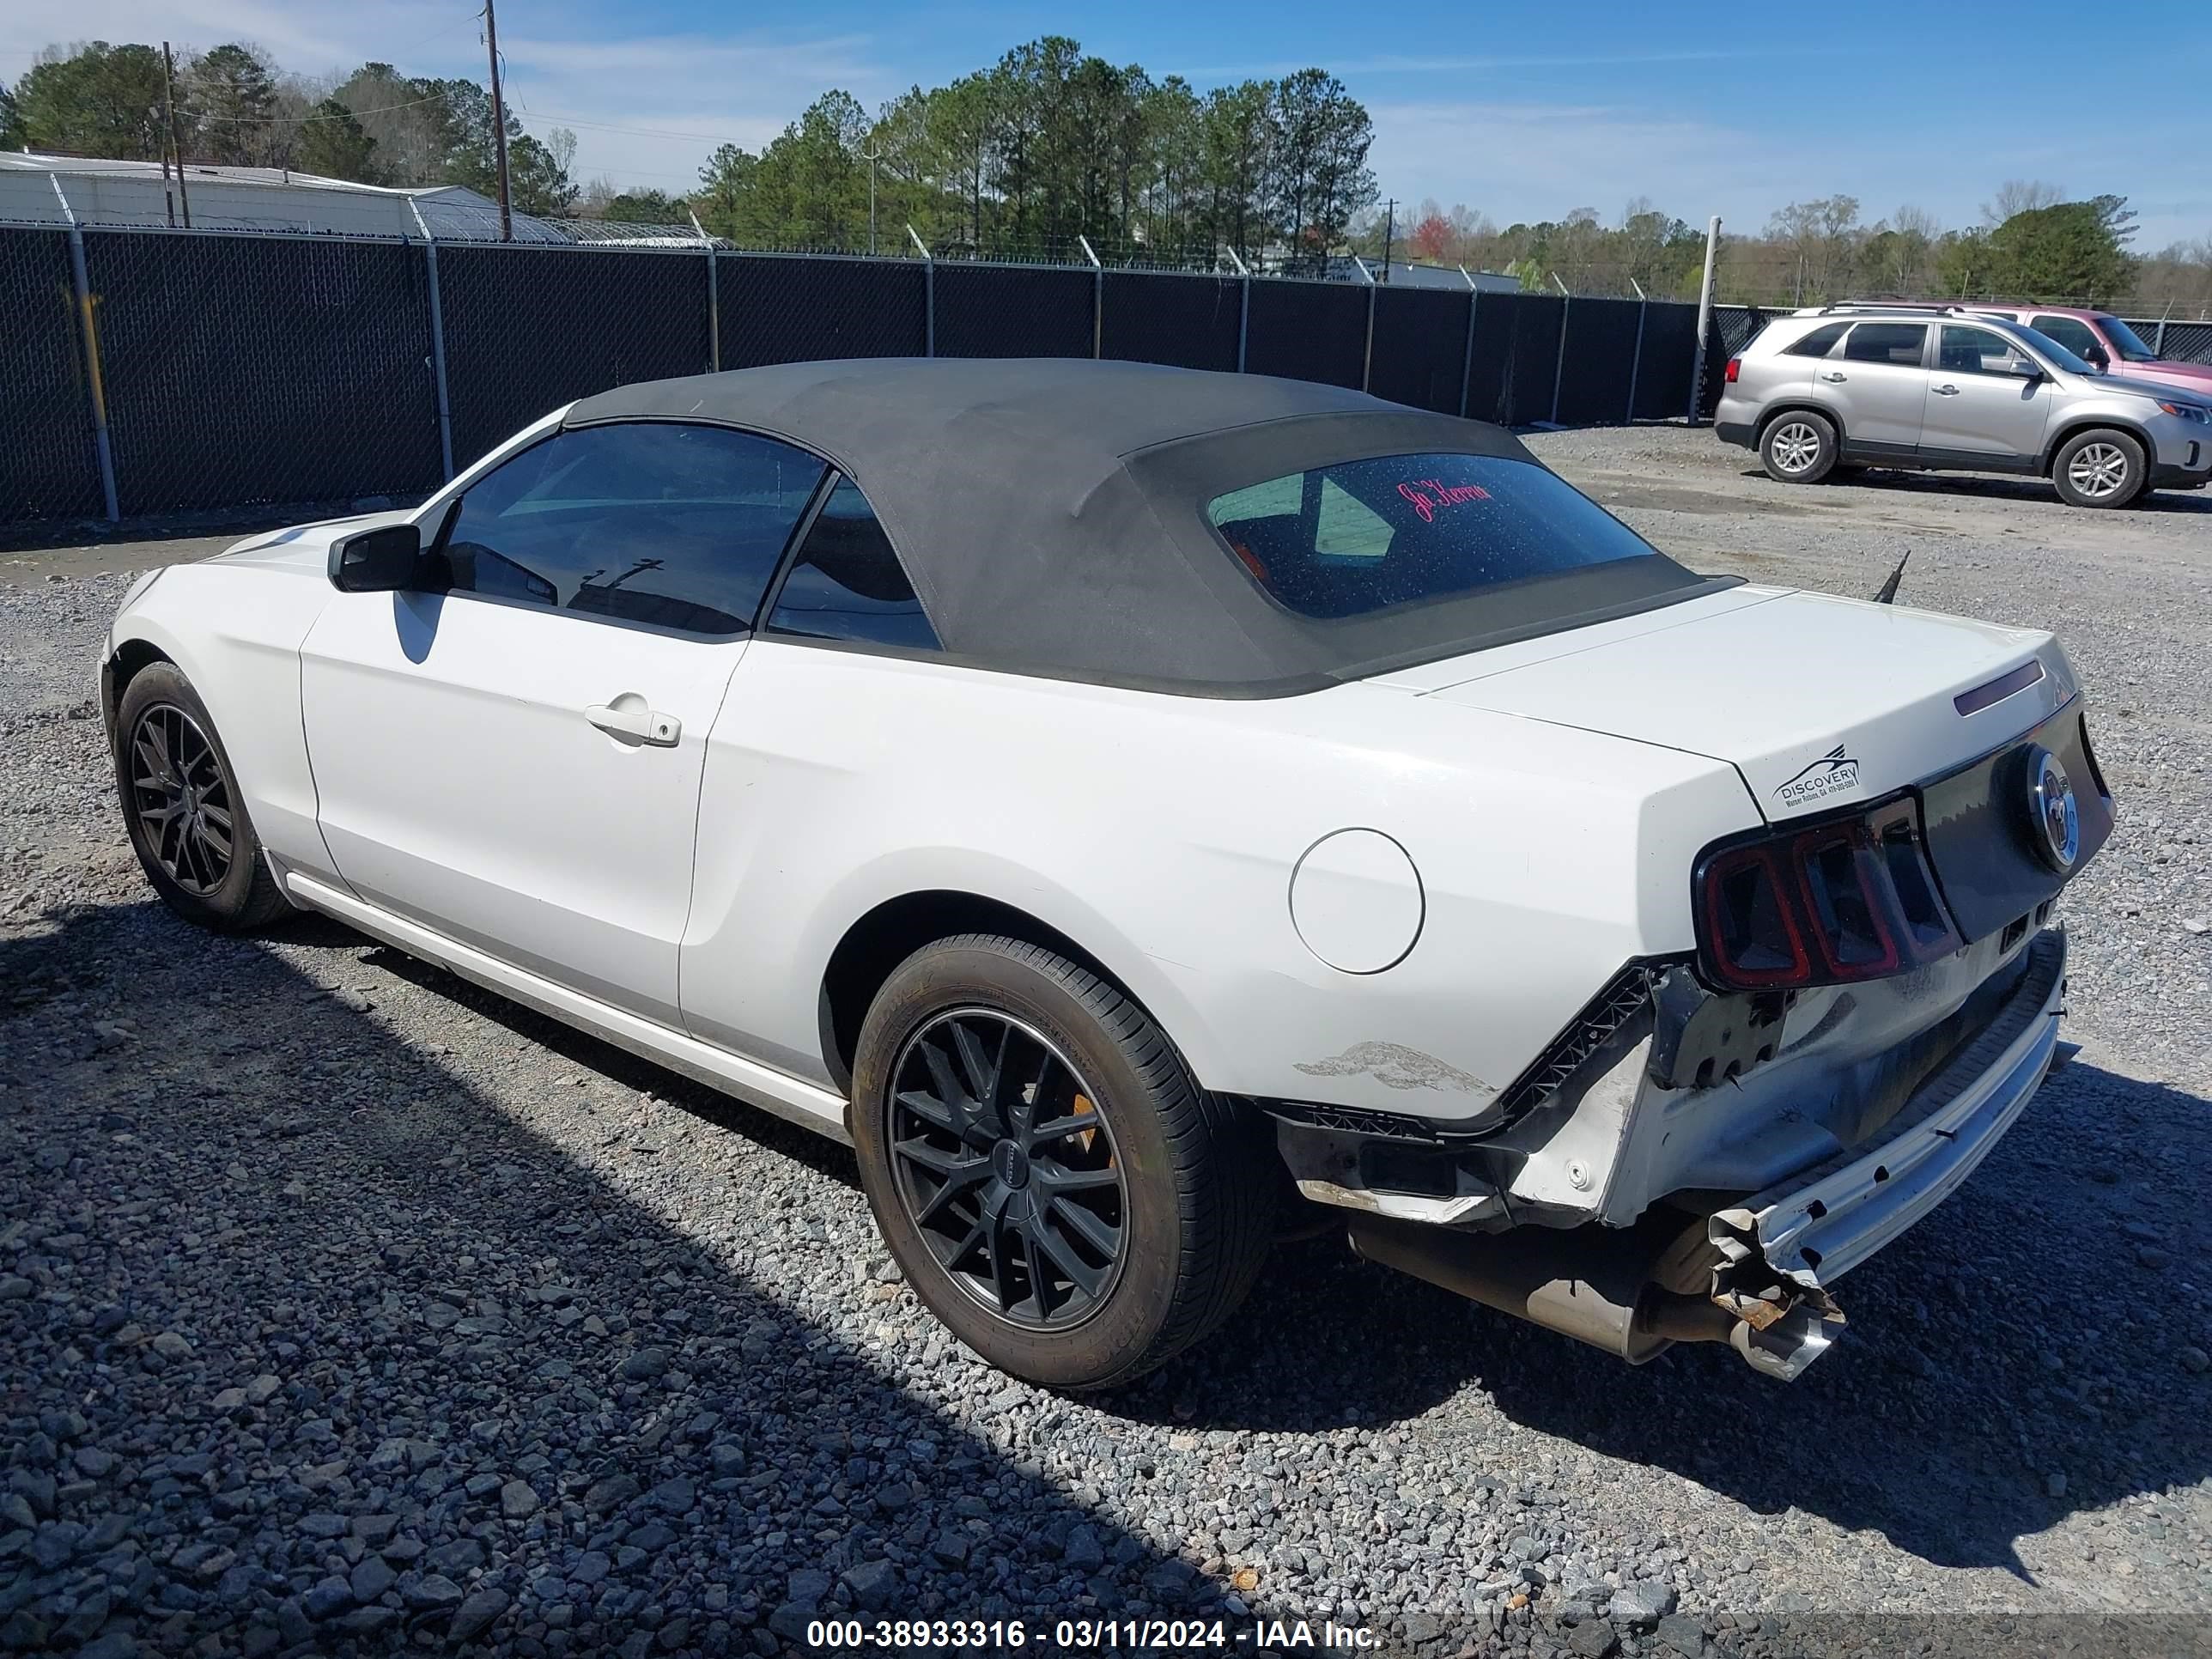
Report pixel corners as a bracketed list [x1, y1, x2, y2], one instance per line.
[1715, 304, 2212, 507]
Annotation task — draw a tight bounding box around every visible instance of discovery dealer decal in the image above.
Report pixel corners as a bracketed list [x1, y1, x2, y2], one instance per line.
[1777, 744, 1862, 809]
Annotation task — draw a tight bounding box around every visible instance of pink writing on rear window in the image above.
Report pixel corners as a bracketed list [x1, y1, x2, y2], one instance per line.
[1395, 479, 1492, 522]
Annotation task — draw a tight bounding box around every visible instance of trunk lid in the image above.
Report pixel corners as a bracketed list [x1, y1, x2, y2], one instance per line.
[1396, 586, 2072, 821]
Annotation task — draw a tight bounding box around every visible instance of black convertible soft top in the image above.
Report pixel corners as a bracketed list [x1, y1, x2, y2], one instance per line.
[566, 359, 1721, 696]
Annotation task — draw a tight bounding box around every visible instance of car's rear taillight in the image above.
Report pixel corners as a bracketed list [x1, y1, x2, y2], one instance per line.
[1724, 356, 1741, 384]
[1695, 794, 1960, 992]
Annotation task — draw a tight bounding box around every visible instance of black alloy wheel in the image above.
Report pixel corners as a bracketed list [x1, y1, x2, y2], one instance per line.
[112, 660, 292, 932]
[887, 1007, 1128, 1329]
[848, 933, 1276, 1389]
[127, 702, 235, 896]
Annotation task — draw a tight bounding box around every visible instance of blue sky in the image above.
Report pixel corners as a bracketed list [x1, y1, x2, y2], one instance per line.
[7, 0, 2209, 246]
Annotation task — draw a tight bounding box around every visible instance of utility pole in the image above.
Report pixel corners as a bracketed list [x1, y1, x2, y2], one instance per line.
[483, 0, 514, 240]
[862, 144, 880, 255]
[1687, 214, 1722, 425]
[1380, 197, 1395, 281]
[161, 42, 191, 228]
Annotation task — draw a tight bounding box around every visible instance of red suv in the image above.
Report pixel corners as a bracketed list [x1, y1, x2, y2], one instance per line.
[1966, 305, 2212, 399]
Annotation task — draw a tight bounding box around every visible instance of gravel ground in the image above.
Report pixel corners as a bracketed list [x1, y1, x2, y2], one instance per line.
[4, 427, 2210, 1659]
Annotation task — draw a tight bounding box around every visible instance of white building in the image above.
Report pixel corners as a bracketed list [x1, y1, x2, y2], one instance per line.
[0, 151, 517, 239]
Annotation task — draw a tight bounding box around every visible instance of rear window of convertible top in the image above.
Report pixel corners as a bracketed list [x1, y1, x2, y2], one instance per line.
[1204, 453, 1661, 621]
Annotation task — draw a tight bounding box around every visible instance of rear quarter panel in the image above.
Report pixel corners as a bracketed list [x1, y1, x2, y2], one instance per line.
[680, 641, 1761, 1120]
[1719, 343, 1816, 439]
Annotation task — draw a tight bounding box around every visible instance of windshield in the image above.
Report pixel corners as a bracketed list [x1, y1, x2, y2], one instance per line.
[2096, 315, 2159, 362]
[2010, 322, 2097, 377]
[1206, 453, 1661, 621]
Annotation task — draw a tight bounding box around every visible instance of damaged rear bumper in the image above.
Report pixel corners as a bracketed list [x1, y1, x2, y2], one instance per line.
[1345, 929, 2067, 1380]
[1706, 927, 2065, 1375]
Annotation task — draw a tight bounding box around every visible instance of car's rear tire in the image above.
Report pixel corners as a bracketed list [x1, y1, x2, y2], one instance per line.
[848, 934, 1273, 1390]
[1759, 412, 1838, 484]
[2051, 428, 2147, 508]
[114, 663, 292, 933]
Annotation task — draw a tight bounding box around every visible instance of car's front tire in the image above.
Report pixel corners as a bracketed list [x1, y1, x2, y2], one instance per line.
[2051, 428, 2146, 508]
[849, 934, 1273, 1390]
[1759, 411, 1838, 484]
[114, 662, 292, 932]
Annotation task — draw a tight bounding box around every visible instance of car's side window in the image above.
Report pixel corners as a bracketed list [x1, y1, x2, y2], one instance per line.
[1841, 323, 1927, 367]
[438, 423, 826, 637]
[766, 477, 941, 653]
[2030, 315, 2102, 359]
[1938, 325, 2027, 377]
[1783, 322, 1850, 358]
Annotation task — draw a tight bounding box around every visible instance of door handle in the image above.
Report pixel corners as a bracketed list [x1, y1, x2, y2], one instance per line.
[586, 702, 681, 747]
[1818, 371, 1847, 383]
[1932, 383, 1961, 395]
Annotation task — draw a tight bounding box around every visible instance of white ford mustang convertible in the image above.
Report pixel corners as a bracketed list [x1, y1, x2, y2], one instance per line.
[103, 360, 2112, 1388]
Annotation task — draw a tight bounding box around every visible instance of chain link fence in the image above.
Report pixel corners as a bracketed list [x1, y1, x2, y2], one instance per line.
[1632, 301, 1699, 422]
[1100, 271, 1241, 372]
[719, 253, 928, 368]
[2144, 320, 2212, 363]
[1461, 293, 1515, 425]
[84, 230, 445, 516]
[1553, 298, 1645, 428]
[437, 244, 714, 472]
[0, 228, 104, 522]
[1368, 286, 1474, 415]
[1, 221, 1706, 533]
[1503, 295, 1567, 427]
[933, 263, 1096, 359]
[1245, 277, 1369, 389]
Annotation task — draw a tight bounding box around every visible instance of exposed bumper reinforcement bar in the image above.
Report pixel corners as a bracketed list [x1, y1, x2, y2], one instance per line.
[1705, 929, 2065, 1376]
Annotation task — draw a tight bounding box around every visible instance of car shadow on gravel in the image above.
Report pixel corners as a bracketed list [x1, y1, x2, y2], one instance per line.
[1126, 1060, 2212, 1580]
[0, 904, 1266, 1657]
[287, 916, 2212, 1584]
[343, 932, 866, 1194]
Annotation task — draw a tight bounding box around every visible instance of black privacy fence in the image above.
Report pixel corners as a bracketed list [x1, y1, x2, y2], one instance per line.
[6, 222, 1710, 530]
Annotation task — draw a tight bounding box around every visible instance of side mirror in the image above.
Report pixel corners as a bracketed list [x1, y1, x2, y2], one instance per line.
[2002, 356, 2045, 380]
[2084, 344, 2110, 368]
[328, 523, 422, 592]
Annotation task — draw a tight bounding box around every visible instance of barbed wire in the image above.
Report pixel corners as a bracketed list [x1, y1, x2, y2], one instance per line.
[3, 204, 2205, 319]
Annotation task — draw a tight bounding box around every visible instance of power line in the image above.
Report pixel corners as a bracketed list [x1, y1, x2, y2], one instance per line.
[509, 105, 750, 146]
[188, 93, 458, 128]
[390, 10, 480, 59]
[567, 163, 708, 185]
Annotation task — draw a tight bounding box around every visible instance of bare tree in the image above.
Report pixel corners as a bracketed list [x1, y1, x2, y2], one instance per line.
[1866, 203, 1938, 294]
[1892, 204, 1939, 240]
[1766, 195, 1861, 301]
[1618, 196, 1680, 291]
[1981, 179, 2061, 225]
